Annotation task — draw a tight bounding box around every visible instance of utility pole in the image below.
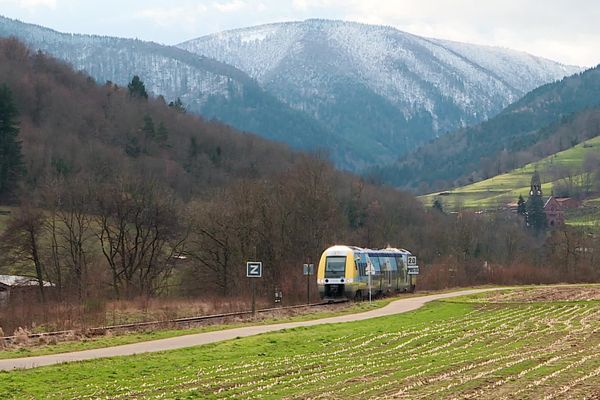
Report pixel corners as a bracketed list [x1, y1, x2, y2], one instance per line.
[252, 279, 256, 316]
[366, 261, 374, 303]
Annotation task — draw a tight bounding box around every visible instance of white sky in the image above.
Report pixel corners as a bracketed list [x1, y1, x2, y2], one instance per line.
[0, 0, 598, 67]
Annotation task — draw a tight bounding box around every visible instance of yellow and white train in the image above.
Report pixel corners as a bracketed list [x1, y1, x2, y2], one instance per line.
[317, 245, 419, 301]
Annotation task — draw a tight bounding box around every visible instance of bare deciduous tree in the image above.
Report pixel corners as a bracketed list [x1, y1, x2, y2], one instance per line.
[94, 176, 187, 298]
[0, 203, 47, 302]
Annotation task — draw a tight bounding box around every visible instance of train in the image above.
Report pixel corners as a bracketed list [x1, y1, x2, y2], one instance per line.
[317, 245, 419, 301]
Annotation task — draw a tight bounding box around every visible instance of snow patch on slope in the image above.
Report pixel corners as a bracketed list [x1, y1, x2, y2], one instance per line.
[179, 19, 581, 129]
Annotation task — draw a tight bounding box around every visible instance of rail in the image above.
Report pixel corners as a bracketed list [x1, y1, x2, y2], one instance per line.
[0, 300, 348, 345]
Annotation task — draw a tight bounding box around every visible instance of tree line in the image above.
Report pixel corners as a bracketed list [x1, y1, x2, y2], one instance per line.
[0, 37, 599, 316]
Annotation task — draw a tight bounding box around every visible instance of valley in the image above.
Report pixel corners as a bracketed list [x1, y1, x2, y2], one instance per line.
[1, 7, 600, 399]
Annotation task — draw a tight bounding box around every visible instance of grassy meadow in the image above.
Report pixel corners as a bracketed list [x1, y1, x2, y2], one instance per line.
[2, 290, 600, 399]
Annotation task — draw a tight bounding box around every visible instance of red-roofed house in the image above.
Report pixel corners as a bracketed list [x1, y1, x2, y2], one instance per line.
[544, 196, 581, 227]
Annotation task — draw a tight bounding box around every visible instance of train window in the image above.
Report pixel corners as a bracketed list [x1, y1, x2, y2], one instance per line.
[396, 256, 407, 281]
[379, 257, 388, 271]
[388, 257, 398, 271]
[396, 256, 405, 269]
[325, 256, 346, 278]
[356, 253, 368, 276]
[383, 258, 392, 271]
[370, 255, 382, 273]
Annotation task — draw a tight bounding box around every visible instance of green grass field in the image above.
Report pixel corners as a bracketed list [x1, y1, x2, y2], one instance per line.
[2, 290, 600, 399]
[421, 136, 600, 211]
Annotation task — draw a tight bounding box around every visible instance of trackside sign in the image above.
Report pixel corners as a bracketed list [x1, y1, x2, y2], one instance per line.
[246, 261, 262, 278]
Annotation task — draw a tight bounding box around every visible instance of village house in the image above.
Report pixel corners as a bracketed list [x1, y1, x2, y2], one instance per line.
[0, 275, 54, 306]
[544, 196, 581, 227]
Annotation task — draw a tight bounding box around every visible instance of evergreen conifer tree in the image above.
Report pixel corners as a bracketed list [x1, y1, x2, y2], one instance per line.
[168, 98, 186, 113]
[0, 84, 24, 198]
[128, 75, 148, 99]
[526, 194, 547, 233]
[517, 194, 526, 215]
[142, 115, 155, 139]
[526, 171, 547, 234]
[432, 198, 444, 213]
[156, 122, 168, 144]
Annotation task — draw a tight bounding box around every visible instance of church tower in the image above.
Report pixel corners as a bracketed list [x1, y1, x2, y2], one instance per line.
[529, 170, 542, 197]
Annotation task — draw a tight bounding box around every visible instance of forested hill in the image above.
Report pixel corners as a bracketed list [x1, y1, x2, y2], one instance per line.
[0, 15, 342, 163]
[374, 64, 600, 192]
[0, 38, 308, 200]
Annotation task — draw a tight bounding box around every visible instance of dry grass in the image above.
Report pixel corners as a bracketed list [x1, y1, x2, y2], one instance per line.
[0, 295, 275, 334]
[418, 260, 567, 290]
[102, 296, 267, 326]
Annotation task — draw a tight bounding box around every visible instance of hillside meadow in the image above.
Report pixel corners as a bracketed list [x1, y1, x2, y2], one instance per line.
[421, 135, 600, 214]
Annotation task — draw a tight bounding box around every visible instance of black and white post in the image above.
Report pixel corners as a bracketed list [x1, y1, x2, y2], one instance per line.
[366, 260, 375, 303]
[303, 262, 314, 304]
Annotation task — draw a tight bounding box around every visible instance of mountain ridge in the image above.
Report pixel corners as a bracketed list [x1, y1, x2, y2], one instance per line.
[179, 19, 581, 167]
[0, 15, 581, 170]
[374, 64, 600, 192]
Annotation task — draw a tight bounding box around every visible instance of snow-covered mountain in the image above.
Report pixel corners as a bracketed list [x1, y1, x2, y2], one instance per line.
[180, 19, 582, 166]
[0, 16, 582, 170]
[0, 16, 338, 155]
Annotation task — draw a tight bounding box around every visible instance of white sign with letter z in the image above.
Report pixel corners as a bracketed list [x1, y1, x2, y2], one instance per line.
[247, 261, 262, 278]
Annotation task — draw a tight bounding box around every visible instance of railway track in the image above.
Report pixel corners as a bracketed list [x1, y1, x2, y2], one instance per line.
[0, 300, 348, 345]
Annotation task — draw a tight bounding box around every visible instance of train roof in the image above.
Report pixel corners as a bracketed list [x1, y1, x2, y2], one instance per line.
[323, 245, 413, 255]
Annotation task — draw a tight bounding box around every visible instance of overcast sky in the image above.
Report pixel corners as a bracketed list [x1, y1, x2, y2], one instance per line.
[1, 0, 598, 67]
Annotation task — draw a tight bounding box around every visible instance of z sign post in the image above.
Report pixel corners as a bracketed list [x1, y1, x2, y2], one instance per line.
[246, 261, 262, 316]
[247, 261, 262, 278]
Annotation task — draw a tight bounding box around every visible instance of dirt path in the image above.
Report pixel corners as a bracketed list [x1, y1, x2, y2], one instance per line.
[0, 288, 495, 371]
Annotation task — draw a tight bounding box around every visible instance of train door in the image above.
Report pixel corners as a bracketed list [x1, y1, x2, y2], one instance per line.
[370, 255, 383, 295]
[384, 258, 392, 292]
[355, 252, 369, 298]
[388, 256, 399, 291]
[396, 256, 407, 288]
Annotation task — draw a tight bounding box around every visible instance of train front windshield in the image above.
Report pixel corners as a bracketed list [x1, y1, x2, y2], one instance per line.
[325, 256, 346, 278]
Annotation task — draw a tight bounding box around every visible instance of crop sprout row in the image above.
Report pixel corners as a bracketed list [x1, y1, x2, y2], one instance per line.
[53, 300, 600, 399]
